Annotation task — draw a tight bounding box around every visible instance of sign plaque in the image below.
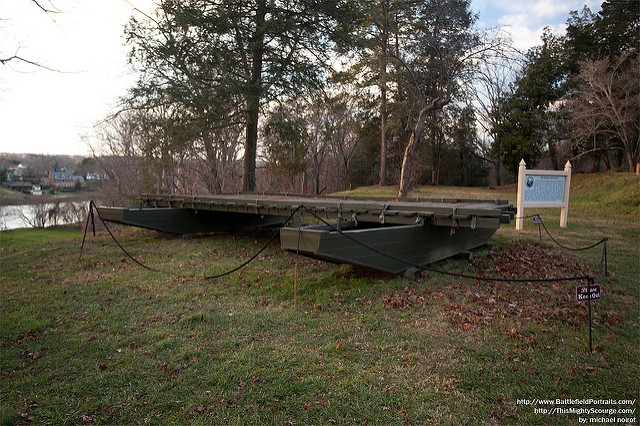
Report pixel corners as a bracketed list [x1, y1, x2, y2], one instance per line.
[523, 175, 565, 204]
[576, 284, 601, 302]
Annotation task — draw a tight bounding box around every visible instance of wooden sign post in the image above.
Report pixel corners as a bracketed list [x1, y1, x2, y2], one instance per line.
[516, 160, 572, 231]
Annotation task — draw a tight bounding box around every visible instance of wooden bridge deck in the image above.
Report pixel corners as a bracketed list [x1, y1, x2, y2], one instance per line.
[97, 193, 516, 274]
[136, 193, 515, 229]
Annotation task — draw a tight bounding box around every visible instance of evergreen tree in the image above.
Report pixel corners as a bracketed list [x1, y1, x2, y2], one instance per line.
[491, 0, 639, 176]
[490, 30, 565, 174]
[125, 0, 356, 192]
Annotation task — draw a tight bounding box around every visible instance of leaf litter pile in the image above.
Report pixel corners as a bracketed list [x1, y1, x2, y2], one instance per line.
[383, 242, 605, 329]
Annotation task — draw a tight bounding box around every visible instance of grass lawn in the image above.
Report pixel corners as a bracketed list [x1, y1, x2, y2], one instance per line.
[1, 172, 638, 424]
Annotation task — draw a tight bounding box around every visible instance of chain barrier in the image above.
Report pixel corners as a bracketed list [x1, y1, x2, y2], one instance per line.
[202, 207, 302, 279]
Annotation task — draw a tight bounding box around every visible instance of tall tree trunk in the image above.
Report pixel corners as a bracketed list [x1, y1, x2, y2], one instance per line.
[241, 0, 266, 192]
[203, 132, 220, 193]
[380, 82, 388, 186]
[379, 0, 389, 187]
[549, 138, 558, 169]
[602, 153, 611, 171]
[626, 149, 638, 173]
[398, 96, 448, 198]
[398, 109, 428, 198]
[242, 96, 259, 192]
[591, 154, 599, 173]
[432, 135, 442, 186]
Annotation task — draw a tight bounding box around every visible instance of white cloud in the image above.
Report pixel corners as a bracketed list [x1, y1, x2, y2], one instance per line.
[499, 23, 568, 51]
[473, 0, 602, 50]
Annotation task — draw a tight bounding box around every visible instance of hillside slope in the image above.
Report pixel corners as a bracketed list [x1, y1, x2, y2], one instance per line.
[340, 172, 638, 207]
[569, 172, 639, 206]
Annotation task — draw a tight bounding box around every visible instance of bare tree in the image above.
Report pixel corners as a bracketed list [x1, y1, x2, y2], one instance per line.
[60, 202, 89, 227]
[560, 100, 615, 172]
[305, 99, 331, 195]
[1, 0, 61, 71]
[18, 203, 49, 228]
[468, 41, 519, 185]
[323, 94, 360, 192]
[85, 113, 146, 205]
[190, 124, 243, 194]
[568, 53, 639, 172]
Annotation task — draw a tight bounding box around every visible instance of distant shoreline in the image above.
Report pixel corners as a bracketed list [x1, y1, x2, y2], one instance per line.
[0, 187, 97, 207]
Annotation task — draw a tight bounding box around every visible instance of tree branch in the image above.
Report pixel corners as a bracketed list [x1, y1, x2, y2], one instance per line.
[31, 0, 60, 14]
[0, 54, 60, 72]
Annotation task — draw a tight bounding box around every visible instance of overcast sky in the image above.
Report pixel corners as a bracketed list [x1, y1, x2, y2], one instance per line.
[0, 0, 601, 157]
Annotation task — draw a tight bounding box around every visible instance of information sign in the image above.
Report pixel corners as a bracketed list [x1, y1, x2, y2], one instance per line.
[523, 175, 565, 204]
[516, 159, 572, 230]
[576, 284, 601, 302]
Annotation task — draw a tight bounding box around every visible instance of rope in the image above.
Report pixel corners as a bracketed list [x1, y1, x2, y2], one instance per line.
[81, 199, 609, 355]
[535, 213, 608, 251]
[202, 206, 301, 279]
[513, 214, 541, 221]
[595, 238, 608, 285]
[88, 201, 160, 272]
[300, 205, 599, 285]
[530, 213, 608, 276]
[82, 200, 302, 279]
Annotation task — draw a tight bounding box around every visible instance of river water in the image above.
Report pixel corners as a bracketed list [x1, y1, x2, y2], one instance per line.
[0, 202, 89, 230]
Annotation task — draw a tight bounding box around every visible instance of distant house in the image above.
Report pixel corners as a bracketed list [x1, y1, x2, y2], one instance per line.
[15, 163, 29, 176]
[46, 170, 85, 188]
[3, 163, 30, 181]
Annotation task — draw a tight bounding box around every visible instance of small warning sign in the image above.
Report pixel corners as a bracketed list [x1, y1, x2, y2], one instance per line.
[576, 284, 601, 302]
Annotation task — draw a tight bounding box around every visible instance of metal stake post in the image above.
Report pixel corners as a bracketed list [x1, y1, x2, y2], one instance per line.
[587, 277, 593, 354]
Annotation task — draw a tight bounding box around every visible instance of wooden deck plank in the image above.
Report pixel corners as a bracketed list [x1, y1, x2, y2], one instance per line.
[137, 193, 515, 228]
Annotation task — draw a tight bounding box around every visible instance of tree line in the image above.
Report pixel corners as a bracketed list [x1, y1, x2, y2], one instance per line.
[89, 0, 638, 201]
